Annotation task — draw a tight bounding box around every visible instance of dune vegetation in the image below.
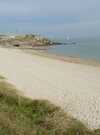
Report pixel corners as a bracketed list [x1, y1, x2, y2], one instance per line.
[0, 76, 99, 135]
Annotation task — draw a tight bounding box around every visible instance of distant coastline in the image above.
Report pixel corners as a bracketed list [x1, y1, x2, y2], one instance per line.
[0, 34, 54, 48]
[0, 34, 100, 66]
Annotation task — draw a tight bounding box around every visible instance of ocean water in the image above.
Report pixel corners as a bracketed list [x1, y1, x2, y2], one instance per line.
[47, 38, 100, 61]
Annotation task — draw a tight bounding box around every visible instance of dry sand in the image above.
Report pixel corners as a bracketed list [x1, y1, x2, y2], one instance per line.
[0, 47, 100, 129]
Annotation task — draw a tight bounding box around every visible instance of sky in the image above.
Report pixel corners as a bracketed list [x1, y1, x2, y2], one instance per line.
[0, 0, 100, 38]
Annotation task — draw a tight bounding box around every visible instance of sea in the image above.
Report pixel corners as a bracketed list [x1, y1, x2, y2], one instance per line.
[47, 38, 100, 61]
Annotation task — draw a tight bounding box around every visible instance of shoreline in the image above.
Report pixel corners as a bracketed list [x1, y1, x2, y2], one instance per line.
[21, 48, 100, 67]
[1, 46, 100, 67]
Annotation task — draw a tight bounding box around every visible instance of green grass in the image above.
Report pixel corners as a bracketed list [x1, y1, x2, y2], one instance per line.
[0, 79, 99, 135]
[0, 75, 5, 80]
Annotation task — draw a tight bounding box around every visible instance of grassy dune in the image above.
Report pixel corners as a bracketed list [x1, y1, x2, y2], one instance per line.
[0, 76, 99, 135]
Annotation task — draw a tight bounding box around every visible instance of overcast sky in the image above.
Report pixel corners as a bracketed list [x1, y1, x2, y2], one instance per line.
[0, 0, 100, 38]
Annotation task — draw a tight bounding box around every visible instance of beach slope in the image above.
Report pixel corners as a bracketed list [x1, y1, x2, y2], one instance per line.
[0, 47, 100, 129]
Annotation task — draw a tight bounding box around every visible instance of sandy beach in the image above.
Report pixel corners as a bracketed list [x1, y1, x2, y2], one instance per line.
[0, 47, 100, 129]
